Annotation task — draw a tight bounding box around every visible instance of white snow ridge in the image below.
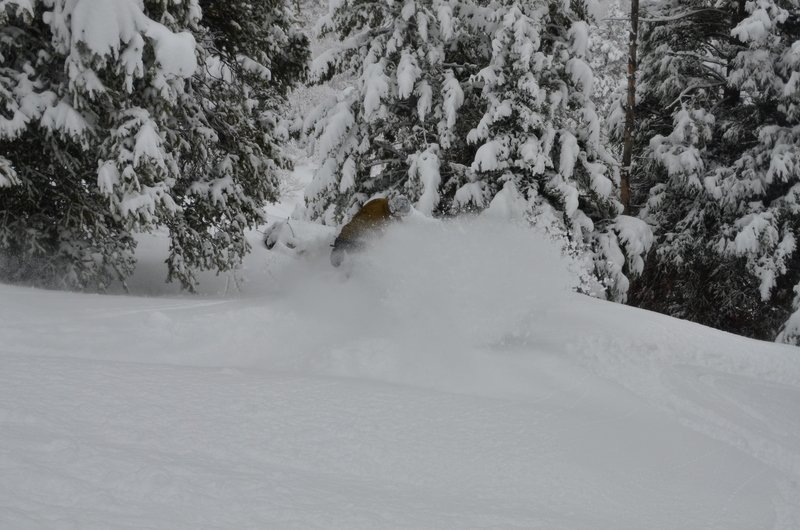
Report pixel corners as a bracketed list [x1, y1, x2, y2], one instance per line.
[1, 193, 800, 529]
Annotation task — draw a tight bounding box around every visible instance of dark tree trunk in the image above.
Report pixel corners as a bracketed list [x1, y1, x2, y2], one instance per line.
[620, 0, 639, 214]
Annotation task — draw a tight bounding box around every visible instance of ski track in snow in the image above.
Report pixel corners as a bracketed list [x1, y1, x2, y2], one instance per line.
[1, 180, 800, 528]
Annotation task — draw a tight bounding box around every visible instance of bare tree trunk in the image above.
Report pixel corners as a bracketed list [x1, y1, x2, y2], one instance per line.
[620, 0, 639, 215]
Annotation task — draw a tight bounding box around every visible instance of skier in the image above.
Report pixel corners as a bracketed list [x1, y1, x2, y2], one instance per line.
[330, 195, 412, 267]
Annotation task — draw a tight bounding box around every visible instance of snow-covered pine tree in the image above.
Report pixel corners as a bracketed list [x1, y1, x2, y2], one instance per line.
[464, 0, 650, 300]
[167, 0, 309, 288]
[591, 0, 628, 132]
[303, 0, 489, 222]
[0, 0, 308, 290]
[628, 0, 800, 343]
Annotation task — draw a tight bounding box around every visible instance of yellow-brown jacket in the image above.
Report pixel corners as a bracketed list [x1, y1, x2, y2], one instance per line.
[332, 197, 393, 253]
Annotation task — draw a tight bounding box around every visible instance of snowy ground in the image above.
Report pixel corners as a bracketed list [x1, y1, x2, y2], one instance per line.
[2, 166, 800, 529]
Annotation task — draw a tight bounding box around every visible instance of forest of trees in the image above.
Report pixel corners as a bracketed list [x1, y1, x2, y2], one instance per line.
[1, 0, 798, 345]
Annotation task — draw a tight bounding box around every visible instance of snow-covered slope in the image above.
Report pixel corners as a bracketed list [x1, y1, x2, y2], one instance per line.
[2, 178, 799, 528]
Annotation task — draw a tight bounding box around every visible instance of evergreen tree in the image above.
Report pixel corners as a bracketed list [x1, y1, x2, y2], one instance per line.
[629, 0, 800, 343]
[303, 0, 488, 222]
[0, 0, 308, 290]
[590, 0, 628, 139]
[466, 0, 652, 300]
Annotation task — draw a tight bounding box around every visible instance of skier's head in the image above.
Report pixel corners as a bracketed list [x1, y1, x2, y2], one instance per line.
[388, 195, 412, 217]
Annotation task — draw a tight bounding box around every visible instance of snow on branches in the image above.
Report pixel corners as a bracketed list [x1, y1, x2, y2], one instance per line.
[0, 0, 309, 289]
[631, 0, 800, 343]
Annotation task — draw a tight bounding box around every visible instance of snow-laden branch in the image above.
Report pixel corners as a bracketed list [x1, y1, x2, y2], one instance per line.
[639, 9, 726, 23]
[372, 139, 408, 160]
[667, 51, 728, 67]
[667, 81, 726, 109]
[607, 9, 727, 25]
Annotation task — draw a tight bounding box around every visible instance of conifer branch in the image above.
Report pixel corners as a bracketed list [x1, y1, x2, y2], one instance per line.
[639, 9, 727, 23]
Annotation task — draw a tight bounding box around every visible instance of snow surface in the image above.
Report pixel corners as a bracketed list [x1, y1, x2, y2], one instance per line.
[2, 165, 800, 529]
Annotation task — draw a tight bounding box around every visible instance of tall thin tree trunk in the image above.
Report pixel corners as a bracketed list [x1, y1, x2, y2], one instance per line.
[620, 0, 639, 215]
